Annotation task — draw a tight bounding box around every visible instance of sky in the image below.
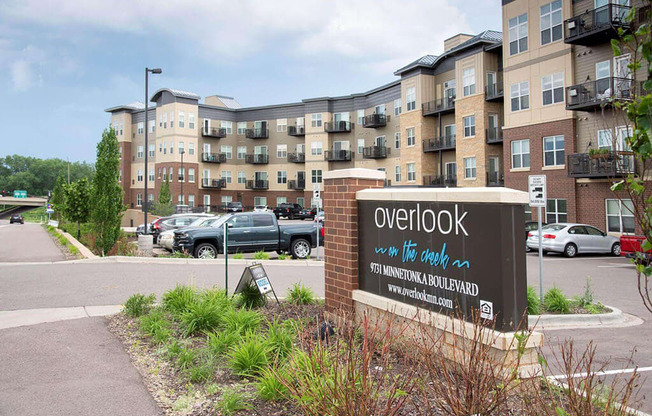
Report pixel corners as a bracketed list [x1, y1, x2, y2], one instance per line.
[0, 0, 501, 163]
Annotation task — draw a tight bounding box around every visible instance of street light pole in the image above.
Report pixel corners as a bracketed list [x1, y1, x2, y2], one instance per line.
[180, 149, 185, 207]
[144, 67, 162, 232]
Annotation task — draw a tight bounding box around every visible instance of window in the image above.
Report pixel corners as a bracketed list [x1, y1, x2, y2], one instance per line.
[237, 171, 246, 184]
[406, 87, 416, 111]
[163, 141, 167, 154]
[464, 157, 477, 179]
[254, 197, 267, 206]
[297, 117, 304, 127]
[311, 169, 322, 183]
[178, 194, 185, 205]
[511, 139, 531, 168]
[543, 135, 565, 166]
[407, 163, 416, 182]
[598, 129, 613, 149]
[463, 116, 476, 137]
[606, 199, 635, 233]
[253, 214, 274, 227]
[542, 72, 564, 105]
[221, 170, 232, 184]
[179, 112, 185, 128]
[277, 171, 287, 184]
[311, 113, 322, 128]
[189, 113, 195, 129]
[163, 113, 167, 129]
[148, 194, 154, 203]
[137, 146, 143, 158]
[375, 104, 386, 115]
[596, 60, 610, 80]
[178, 141, 184, 154]
[395, 166, 401, 183]
[178, 167, 185, 182]
[540, 1, 562, 45]
[510, 82, 530, 112]
[202, 169, 209, 181]
[237, 122, 246, 135]
[188, 195, 195, 208]
[277, 118, 287, 132]
[357, 109, 365, 125]
[203, 194, 210, 207]
[358, 139, 365, 154]
[508, 13, 528, 55]
[394, 98, 402, 116]
[277, 144, 287, 158]
[159, 115, 162, 128]
[137, 169, 143, 181]
[297, 197, 305, 207]
[148, 144, 155, 157]
[170, 111, 174, 128]
[311, 141, 323, 156]
[463, 68, 476, 96]
[170, 141, 174, 154]
[148, 120, 155, 133]
[237, 146, 247, 159]
[546, 199, 567, 223]
[188, 142, 195, 156]
[188, 168, 195, 182]
[169, 165, 174, 182]
[162, 168, 167, 181]
[221, 120, 233, 134]
[221, 145, 232, 159]
[137, 122, 144, 134]
[395, 132, 401, 149]
[136, 193, 142, 206]
[406, 128, 415, 146]
[149, 169, 155, 182]
[221, 195, 233, 205]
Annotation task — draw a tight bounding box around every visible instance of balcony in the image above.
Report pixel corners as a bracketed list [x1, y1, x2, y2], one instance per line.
[485, 82, 504, 101]
[245, 154, 269, 164]
[202, 178, 226, 189]
[324, 150, 353, 162]
[362, 114, 389, 128]
[567, 152, 636, 178]
[423, 175, 457, 187]
[564, 3, 631, 46]
[324, 121, 353, 133]
[287, 125, 305, 136]
[287, 180, 305, 190]
[566, 77, 634, 111]
[486, 128, 503, 144]
[362, 146, 390, 159]
[422, 97, 455, 116]
[202, 127, 226, 138]
[422, 136, 456, 152]
[246, 180, 269, 190]
[384, 179, 392, 187]
[201, 152, 227, 163]
[287, 153, 305, 163]
[245, 128, 269, 139]
[486, 172, 504, 187]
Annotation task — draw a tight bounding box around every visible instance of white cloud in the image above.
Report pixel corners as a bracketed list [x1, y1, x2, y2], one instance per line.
[10, 59, 34, 91]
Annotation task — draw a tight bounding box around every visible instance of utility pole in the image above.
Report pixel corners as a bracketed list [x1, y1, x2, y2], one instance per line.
[144, 67, 162, 231]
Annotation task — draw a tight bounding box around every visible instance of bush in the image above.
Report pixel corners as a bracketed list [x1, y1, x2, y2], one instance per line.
[201, 287, 232, 309]
[527, 286, 540, 315]
[278, 253, 289, 260]
[253, 250, 270, 260]
[229, 332, 269, 377]
[234, 283, 265, 309]
[544, 286, 570, 314]
[233, 252, 244, 260]
[256, 366, 289, 401]
[287, 283, 315, 305]
[180, 300, 222, 336]
[176, 346, 197, 371]
[221, 308, 262, 335]
[206, 330, 241, 357]
[265, 318, 294, 361]
[124, 293, 156, 318]
[168, 250, 193, 258]
[162, 285, 196, 315]
[217, 387, 251, 416]
[188, 356, 215, 383]
[139, 309, 171, 343]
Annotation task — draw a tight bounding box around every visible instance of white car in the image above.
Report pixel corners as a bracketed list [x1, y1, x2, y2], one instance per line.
[526, 223, 621, 257]
[253, 205, 272, 213]
[158, 216, 221, 251]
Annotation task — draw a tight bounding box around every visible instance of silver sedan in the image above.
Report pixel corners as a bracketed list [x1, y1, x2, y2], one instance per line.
[526, 223, 621, 257]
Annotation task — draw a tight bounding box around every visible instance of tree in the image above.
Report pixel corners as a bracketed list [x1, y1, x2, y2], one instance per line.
[149, 176, 174, 216]
[159, 176, 171, 204]
[90, 128, 125, 256]
[609, 2, 652, 312]
[62, 178, 91, 239]
[50, 176, 67, 221]
[0, 155, 94, 196]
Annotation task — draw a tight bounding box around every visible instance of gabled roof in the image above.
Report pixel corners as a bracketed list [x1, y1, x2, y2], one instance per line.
[393, 55, 439, 76]
[216, 95, 242, 109]
[104, 101, 149, 113]
[150, 88, 200, 102]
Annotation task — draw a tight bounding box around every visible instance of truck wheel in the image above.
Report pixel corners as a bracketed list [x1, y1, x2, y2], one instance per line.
[611, 243, 621, 256]
[195, 243, 217, 259]
[289, 213, 295, 220]
[290, 238, 311, 259]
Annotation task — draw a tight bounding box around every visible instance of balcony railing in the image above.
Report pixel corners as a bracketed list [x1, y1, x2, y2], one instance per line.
[245, 154, 269, 164]
[201, 152, 227, 163]
[287, 125, 305, 136]
[202, 127, 226, 138]
[362, 114, 389, 128]
[566, 77, 634, 111]
[564, 3, 631, 45]
[485, 82, 504, 101]
[324, 150, 353, 162]
[362, 146, 390, 159]
[245, 128, 269, 139]
[288, 180, 306, 190]
[422, 97, 456, 116]
[324, 121, 353, 133]
[486, 172, 504, 187]
[201, 178, 226, 189]
[287, 153, 305, 163]
[422, 135, 456, 152]
[384, 179, 392, 187]
[567, 151, 636, 178]
[246, 180, 269, 190]
[486, 128, 503, 144]
[423, 175, 457, 187]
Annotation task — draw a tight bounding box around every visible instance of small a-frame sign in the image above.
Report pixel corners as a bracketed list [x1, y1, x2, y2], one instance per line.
[234, 263, 279, 304]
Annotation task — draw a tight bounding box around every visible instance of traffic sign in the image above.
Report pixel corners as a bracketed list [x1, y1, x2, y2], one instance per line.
[528, 175, 546, 207]
[13, 190, 27, 199]
[313, 183, 321, 201]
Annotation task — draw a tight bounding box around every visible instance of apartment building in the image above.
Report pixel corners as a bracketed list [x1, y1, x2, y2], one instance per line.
[106, 30, 506, 211]
[502, 0, 649, 234]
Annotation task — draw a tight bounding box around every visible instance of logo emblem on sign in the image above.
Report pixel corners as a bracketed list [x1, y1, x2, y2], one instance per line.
[479, 300, 493, 320]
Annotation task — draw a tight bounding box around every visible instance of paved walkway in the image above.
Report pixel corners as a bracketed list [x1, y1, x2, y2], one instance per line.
[0, 221, 65, 262]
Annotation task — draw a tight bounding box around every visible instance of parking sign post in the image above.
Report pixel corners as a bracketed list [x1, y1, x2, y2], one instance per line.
[224, 222, 229, 294]
[528, 175, 547, 303]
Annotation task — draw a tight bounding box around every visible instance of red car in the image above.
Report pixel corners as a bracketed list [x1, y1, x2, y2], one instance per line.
[620, 235, 650, 264]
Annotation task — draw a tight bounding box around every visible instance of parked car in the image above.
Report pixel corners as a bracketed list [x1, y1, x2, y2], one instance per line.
[620, 235, 650, 264]
[314, 211, 325, 223]
[159, 216, 223, 251]
[524, 221, 546, 252]
[526, 223, 621, 257]
[273, 203, 307, 220]
[150, 213, 214, 243]
[253, 205, 272, 213]
[9, 214, 24, 224]
[136, 223, 151, 235]
[226, 202, 244, 213]
[173, 212, 323, 259]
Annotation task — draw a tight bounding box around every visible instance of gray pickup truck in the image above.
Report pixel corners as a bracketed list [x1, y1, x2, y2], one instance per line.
[173, 212, 323, 259]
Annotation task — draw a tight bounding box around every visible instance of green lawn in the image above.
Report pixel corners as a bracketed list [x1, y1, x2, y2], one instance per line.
[22, 206, 47, 223]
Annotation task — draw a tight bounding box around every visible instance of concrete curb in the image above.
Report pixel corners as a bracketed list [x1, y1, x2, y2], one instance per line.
[66, 255, 325, 267]
[51, 227, 97, 259]
[0, 305, 122, 330]
[529, 305, 643, 330]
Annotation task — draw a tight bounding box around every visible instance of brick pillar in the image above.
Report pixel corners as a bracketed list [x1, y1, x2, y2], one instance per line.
[323, 168, 385, 313]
